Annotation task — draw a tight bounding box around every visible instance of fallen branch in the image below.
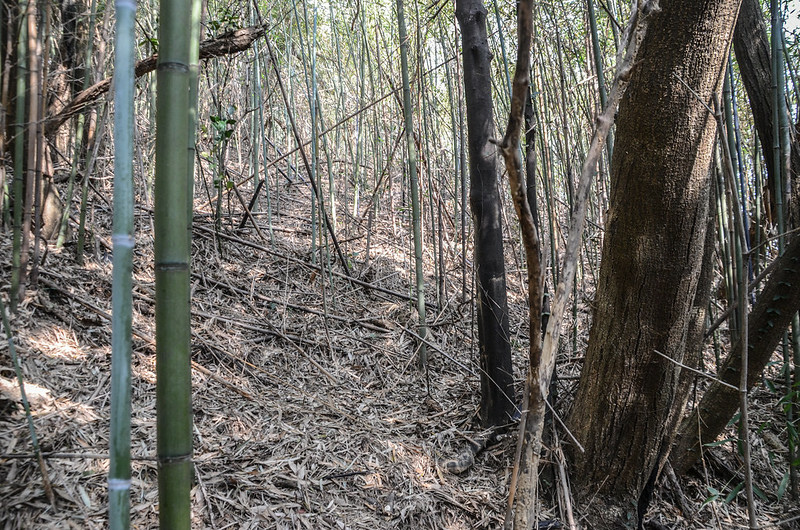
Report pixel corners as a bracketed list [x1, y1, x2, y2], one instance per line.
[45, 25, 266, 136]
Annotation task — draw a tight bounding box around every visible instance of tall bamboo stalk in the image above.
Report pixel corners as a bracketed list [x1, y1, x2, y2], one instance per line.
[155, 0, 197, 525]
[716, 96, 758, 528]
[771, 0, 786, 247]
[108, 0, 136, 527]
[20, 0, 38, 295]
[29, 0, 48, 287]
[11, 0, 28, 312]
[771, 0, 797, 498]
[587, 0, 613, 160]
[396, 0, 427, 367]
[0, 15, 8, 229]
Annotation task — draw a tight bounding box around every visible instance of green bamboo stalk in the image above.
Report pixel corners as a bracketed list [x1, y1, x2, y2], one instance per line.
[75, 103, 109, 265]
[723, 68, 740, 216]
[254, 50, 275, 244]
[0, 15, 9, 226]
[456, 45, 468, 298]
[291, 0, 324, 264]
[155, 0, 197, 525]
[771, 0, 797, 498]
[438, 20, 459, 243]
[29, 1, 48, 288]
[310, 5, 319, 263]
[397, 0, 427, 367]
[723, 72, 743, 338]
[587, 0, 613, 160]
[771, 0, 786, 247]
[353, 21, 366, 219]
[20, 0, 38, 294]
[11, 0, 27, 312]
[328, 1, 341, 231]
[753, 135, 763, 274]
[249, 15, 259, 213]
[108, 0, 136, 527]
[714, 145, 737, 338]
[491, 0, 512, 100]
[366, 17, 380, 267]
[75, 147, 90, 264]
[414, 4, 439, 306]
[717, 95, 758, 530]
[727, 60, 752, 271]
[534, 69, 558, 287]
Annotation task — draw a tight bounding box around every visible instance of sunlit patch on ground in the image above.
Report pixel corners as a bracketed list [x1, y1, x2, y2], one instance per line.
[26, 325, 87, 362]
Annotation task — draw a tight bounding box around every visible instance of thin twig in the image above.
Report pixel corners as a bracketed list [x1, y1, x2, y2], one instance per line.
[1, 295, 57, 510]
[653, 349, 738, 391]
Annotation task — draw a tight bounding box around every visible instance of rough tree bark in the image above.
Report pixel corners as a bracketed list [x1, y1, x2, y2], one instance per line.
[565, 0, 741, 526]
[733, 0, 800, 226]
[455, 0, 516, 427]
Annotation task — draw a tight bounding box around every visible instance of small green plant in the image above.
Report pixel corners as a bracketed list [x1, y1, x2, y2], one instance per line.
[209, 115, 236, 142]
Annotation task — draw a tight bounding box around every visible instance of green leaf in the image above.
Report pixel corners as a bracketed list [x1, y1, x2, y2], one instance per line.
[777, 471, 790, 500]
[704, 438, 735, 447]
[724, 482, 743, 504]
[139, 37, 158, 48]
[702, 488, 720, 507]
[788, 423, 798, 440]
[752, 483, 768, 501]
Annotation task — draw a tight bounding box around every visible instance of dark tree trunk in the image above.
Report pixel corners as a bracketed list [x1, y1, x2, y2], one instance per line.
[565, 1, 740, 525]
[733, 0, 800, 227]
[671, 234, 800, 475]
[455, 0, 516, 427]
[733, 0, 774, 204]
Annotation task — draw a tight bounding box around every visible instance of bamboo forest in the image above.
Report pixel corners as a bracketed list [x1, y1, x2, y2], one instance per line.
[3, 0, 800, 527]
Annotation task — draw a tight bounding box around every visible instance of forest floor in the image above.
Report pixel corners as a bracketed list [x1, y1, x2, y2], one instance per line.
[1, 177, 799, 529]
